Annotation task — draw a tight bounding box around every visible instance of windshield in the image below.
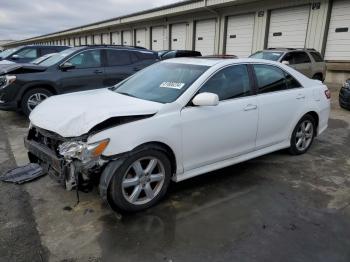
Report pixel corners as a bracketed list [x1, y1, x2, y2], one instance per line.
[39, 47, 81, 67]
[250, 51, 283, 61]
[113, 62, 209, 103]
[31, 53, 57, 65]
[0, 47, 21, 59]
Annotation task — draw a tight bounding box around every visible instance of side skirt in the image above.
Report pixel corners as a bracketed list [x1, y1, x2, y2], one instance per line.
[173, 140, 290, 182]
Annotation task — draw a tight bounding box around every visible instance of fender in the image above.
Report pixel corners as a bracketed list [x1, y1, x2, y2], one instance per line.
[15, 80, 59, 101]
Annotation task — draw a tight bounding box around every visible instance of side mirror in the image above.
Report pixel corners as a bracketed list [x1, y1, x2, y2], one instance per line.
[60, 62, 75, 71]
[11, 54, 19, 60]
[281, 60, 290, 65]
[192, 92, 219, 107]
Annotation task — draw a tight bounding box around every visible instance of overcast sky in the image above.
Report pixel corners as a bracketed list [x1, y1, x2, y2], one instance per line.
[0, 0, 181, 40]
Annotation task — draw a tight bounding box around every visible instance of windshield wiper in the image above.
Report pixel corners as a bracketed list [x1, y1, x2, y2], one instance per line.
[116, 91, 137, 98]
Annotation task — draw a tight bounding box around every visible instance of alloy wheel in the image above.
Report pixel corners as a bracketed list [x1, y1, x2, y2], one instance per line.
[295, 120, 314, 151]
[27, 93, 48, 111]
[122, 157, 165, 205]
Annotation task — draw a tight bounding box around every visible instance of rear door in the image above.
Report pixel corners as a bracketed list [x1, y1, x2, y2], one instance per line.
[58, 49, 105, 93]
[252, 64, 305, 148]
[281, 51, 312, 77]
[103, 49, 136, 86]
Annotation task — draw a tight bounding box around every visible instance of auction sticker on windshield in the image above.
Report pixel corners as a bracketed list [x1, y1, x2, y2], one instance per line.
[160, 82, 185, 89]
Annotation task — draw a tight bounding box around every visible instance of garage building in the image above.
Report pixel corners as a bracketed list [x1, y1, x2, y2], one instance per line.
[3, 0, 350, 83]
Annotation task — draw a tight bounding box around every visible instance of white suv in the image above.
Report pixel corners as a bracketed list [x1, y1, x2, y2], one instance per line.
[25, 58, 331, 212]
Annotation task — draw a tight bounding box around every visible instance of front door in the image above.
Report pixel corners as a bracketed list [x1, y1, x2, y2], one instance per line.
[181, 64, 258, 171]
[58, 49, 105, 93]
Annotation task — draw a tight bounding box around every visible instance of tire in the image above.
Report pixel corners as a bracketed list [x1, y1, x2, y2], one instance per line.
[109, 148, 172, 212]
[289, 114, 316, 155]
[21, 88, 53, 117]
[312, 73, 323, 81]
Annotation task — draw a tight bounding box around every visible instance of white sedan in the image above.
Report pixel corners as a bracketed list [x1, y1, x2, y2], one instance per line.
[26, 58, 331, 212]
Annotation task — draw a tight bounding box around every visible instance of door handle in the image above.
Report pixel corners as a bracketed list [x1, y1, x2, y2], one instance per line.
[94, 70, 103, 74]
[296, 94, 305, 100]
[244, 104, 258, 111]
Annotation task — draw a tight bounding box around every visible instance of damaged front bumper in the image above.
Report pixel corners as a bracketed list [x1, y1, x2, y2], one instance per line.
[24, 128, 108, 191]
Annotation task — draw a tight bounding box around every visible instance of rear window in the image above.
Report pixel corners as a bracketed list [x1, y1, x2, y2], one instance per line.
[249, 51, 284, 61]
[310, 52, 324, 62]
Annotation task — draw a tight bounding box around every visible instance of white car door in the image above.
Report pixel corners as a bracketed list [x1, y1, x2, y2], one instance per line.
[253, 64, 306, 149]
[181, 64, 258, 172]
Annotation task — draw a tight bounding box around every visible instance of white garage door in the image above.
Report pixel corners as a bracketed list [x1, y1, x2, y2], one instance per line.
[325, 0, 350, 60]
[74, 37, 80, 46]
[94, 34, 101, 45]
[195, 19, 216, 55]
[171, 23, 187, 50]
[152, 26, 166, 51]
[135, 28, 147, 47]
[268, 5, 310, 48]
[80, 36, 86, 46]
[225, 14, 255, 57]
[102, 33, 110, 44]
[111, 32, 121, 45]
[86, 36, 92, 45]
[122, 31, 132, 45]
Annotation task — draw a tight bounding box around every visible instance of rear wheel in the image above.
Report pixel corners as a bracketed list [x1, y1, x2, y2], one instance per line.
[21, 88, 53, 117]
[109, 149, 171, 212]
[289, 115, 316, 155]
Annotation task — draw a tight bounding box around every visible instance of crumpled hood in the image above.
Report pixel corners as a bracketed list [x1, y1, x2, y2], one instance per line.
[0, 63, 47, 75]
[30, 88, 163, 137]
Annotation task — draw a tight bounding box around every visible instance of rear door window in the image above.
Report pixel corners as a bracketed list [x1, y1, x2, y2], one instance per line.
[253, 64, 287, 93]
[253, 64, 301, 93]
[310, 52, 324, 62]
[40, 47, 57, 56]
[282, 52, 311, 65]
[106, 49, 132, 66]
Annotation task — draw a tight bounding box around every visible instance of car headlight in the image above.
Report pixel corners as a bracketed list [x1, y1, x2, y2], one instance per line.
[58, 139, 110, 163]
[0, 75, 16, 89]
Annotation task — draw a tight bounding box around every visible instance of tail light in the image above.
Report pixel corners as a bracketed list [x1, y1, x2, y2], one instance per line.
[325, 90, 331, 99]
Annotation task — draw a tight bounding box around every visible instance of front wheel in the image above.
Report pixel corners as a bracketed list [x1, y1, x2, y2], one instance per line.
[289, 115, 316, 155]
[21, 88, 53, 116]
[109, 149, 171, 212]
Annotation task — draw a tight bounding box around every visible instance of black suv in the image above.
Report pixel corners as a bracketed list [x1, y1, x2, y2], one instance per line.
[340, 79, 350, 110]
[0, 45, 159, 116]
[0, 45, 69, 63]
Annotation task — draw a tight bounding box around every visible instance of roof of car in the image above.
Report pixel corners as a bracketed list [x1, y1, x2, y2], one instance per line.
[164, 57, 278, 67]
[261, 48, 318, 52]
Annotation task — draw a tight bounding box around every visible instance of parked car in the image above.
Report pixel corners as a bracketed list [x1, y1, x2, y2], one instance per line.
[0, 45, 69, 64]
[339, 79, 350, 110]
[250, 48, 326, 81]
[159, 50, 202, 60]
[25, 57, 330, 212]
[0, 53, 58, 66]
[0, 45, 159, 116]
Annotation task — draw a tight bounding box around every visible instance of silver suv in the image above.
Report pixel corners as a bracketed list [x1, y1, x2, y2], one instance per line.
[250, 48, 326, 81]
